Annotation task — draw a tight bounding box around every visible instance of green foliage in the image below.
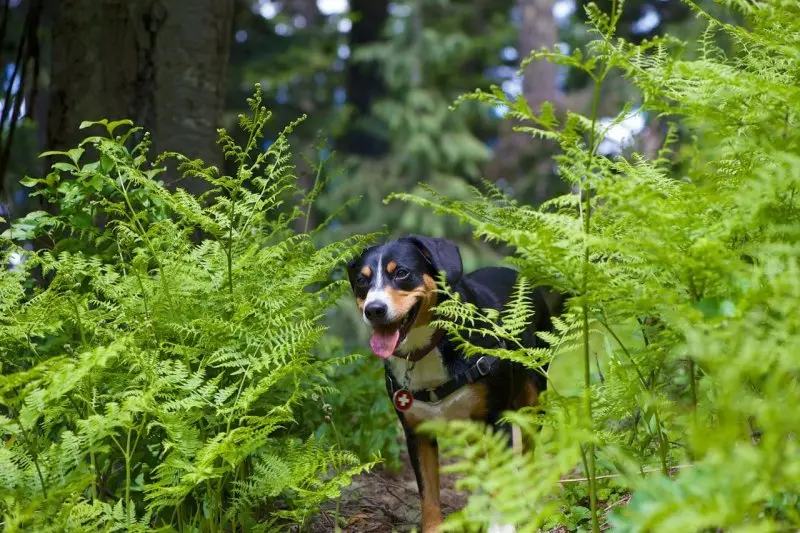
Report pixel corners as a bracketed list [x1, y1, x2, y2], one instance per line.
[294, 336, 404, 472]
[0, 88, 377, 531]
[353, 0, 498, 184]
[314, 0, 515, 271]
[393, 0, 800, 531]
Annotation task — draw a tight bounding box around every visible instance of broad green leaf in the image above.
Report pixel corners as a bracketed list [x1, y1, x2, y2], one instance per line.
[67, 148, 85, 165]
[52, 162, 77, 172]
[79, 119, 109, 129]
[107, 119, 134, 136]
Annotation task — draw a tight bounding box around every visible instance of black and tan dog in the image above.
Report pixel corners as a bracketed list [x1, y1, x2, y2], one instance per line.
[347, 235, 557, 532]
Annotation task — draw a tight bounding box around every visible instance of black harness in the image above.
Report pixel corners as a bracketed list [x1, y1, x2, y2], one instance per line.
[386, 342, 504, 406]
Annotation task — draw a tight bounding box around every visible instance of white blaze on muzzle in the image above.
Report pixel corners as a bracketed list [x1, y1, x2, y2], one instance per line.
[362, 256, 397, 324]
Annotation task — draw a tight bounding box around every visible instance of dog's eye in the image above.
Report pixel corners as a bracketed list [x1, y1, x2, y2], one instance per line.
[394, 268, 410, 280]
[355, 276, 370, 288]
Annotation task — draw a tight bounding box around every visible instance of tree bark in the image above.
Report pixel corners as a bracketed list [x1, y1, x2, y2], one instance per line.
[47, 0, 234, 194]
[343, 0, 389, 157]
[519, 0, 560, 114]
[151, 0, 234, 183]
[484, 0, 561, 203]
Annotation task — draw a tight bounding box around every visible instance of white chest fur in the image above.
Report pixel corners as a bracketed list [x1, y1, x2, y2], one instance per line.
[388, 348, 449, 391]
[390, 326, 448, 391]
[389, 326, 482, 424]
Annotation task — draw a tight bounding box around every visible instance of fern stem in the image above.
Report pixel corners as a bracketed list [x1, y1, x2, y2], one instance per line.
[227, 183, 238, 297]
[67, 392, 98, 502]
[31, 450, 48, 499]
[328, 418, 347, 533]
[577, 444, 596, 513]
[581, 307, 600, 533]
[177, 501, 185, 532]
[13, 406, 49, 498]
[688, 358, 697, 411]
[217, 362, 252, 528]
[206, 479, 218, 533]
[128, 251, 161, 352]
[115, 172, 175, 308]
[125, 428, 132, 522]
[653, 410, 670, 476]
[70, 299, 99, 501]
[303, 152, 324, 234]
[580, 70, 602, 533]
[71, 297, 87, 346]
[600, 318, 671, 474]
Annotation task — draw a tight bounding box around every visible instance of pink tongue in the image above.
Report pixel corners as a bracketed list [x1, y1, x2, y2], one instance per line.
[370, 329, 400, 359]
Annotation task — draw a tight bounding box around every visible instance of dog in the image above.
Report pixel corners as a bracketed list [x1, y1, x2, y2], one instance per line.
[347, 235, 557, 532]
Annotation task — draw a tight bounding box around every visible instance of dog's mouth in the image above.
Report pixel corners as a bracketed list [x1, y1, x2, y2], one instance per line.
[369, 301, 421, 359]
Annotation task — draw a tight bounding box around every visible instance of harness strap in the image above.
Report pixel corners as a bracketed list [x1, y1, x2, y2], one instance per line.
[387, 355, 500, 404]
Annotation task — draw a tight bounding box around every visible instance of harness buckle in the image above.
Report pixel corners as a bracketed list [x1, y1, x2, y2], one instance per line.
[476, 356, 492, 376]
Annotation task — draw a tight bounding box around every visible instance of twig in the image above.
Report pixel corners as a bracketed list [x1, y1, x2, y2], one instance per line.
[604, 493, 632, 511]
[384, 486, 412, 508]
[559, 463, 694, 484]
[360, 500, 410, 524]
[365, 472, 414, 492]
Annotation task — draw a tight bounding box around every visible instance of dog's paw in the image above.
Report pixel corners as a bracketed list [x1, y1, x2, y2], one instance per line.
[487, 524, 516, 533]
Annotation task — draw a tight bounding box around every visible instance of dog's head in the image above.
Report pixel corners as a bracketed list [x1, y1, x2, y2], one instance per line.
[347, 235, 462, 359]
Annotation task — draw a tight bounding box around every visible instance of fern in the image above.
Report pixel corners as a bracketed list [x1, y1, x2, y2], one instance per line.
[0, 86, 377, 531]
[394, 0, 800, 531]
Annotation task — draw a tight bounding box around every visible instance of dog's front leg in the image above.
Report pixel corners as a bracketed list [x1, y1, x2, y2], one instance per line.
[404, 425, 442, 532]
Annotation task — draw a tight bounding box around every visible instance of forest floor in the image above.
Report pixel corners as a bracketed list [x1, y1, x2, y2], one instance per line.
[309, 441, 627, 532]
[308, 337, 631, 531]
[310, 447, 467, 532]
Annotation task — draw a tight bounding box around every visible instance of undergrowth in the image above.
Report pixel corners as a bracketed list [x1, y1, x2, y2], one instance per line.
[392, 0, 800, 531]
[0, 87, 377, 531]
[3, 0, 799, 530]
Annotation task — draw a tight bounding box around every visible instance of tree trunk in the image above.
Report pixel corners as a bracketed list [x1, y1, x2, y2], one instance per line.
[151, 0, 234, 185]
[484, 0, 561, 203]
[47, 0, 234, 194]
[519, 0, 560, 114]
[343, 0, 389, 157]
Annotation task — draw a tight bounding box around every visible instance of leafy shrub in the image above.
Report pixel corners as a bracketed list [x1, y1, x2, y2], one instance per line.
[294, 335, 404, 472]
[393, 0, 800, 531]
[0, 88, 376, 531]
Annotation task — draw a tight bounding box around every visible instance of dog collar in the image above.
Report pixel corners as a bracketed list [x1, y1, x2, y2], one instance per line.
[387, 354, 500, 410]
[393, 329, 446, 362]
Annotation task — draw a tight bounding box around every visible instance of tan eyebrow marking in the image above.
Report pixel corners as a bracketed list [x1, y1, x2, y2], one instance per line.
[386, 261, 397, 274]
[360, 266, 372, 277]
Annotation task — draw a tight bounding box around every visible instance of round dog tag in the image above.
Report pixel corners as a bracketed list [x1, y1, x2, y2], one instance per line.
[393, 389, 414, 412]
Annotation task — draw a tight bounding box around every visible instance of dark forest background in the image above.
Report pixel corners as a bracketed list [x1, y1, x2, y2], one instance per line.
[0, 0, 730, 352]
[0, 0, 702, 245]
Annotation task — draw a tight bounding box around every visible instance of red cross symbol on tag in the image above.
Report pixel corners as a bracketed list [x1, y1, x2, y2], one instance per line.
[393, 389, 414, 412]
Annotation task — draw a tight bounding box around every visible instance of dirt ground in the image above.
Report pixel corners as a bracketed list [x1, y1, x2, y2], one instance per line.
[310, 448, 468, 533]
[309, 445, 627, 533]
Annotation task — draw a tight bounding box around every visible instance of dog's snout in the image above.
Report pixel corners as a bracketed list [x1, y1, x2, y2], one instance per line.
[364, 301, 388, 322]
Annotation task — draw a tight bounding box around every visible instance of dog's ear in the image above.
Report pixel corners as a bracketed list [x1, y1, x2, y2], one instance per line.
[405, 234, 463, 288]
[345, 257, 358, 290]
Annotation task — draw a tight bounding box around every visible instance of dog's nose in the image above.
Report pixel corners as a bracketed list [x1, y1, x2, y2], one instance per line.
[364, 302, 388, 322]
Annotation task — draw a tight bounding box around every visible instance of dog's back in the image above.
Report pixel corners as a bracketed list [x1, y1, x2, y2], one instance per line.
[460, 266, 555, 393]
